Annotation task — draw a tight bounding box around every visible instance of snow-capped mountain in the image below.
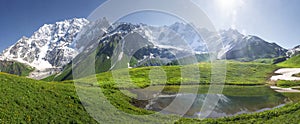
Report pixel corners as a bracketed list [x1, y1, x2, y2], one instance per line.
[70, 19, 288, 69]
[69, 20, 209, 73]
[55, 19, 288, 81]
[287, 45, 300, 57]
[0, 17, 288, 80]
[0, 18, 89, 70]
[217, 29, 287, 60]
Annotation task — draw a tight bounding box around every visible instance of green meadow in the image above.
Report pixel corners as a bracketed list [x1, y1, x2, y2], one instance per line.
[0, 59, 299, 123]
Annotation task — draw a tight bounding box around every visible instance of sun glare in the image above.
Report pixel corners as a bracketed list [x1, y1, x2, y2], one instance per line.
[217, 0, 238, 10]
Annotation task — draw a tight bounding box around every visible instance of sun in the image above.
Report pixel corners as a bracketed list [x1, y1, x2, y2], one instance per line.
[217, 0, 240, 11]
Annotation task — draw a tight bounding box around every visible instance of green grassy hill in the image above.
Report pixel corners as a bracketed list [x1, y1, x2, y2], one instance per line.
[0, 72, 97, 123]
[0, 60, 34, 76]
[48, 59, 278, 86]
[91, 61, 278, 88]
[278, 54, 300, 67]
[177, 102, 300, 123]
[1, 61, 300, 123]
[275, 54, 300, 87]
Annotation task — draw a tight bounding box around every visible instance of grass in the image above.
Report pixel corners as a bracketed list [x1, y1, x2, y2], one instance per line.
[78, 61, 300, 123]
[134, 85, 280, 97]
[275, 54, 300, 88]
[252, 58, 275, 64]
[282, 93, 300, 102]
[278, 54, 300, 68]
[0, 72, 179, 123]
[0, 72, 97, 123]
[1, 60, 300, 123]
[41, 73, 58, 82]
[176, 102, 300, 123]
[90, 61, 278, 89]
[277, 80, 300, 87]
[0, 60, 34, 76]
[225, 61, 278, 85]
[1, 71, 300, 123]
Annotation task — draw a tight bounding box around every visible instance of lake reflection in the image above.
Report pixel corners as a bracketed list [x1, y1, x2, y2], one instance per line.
[130, 86, 287, 118]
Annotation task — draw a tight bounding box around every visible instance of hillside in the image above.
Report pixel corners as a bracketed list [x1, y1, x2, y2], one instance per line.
[0, 72, 97, 123]
[0, 18, 89, 79]
[53, 23, 286, 81]
[177, 102, 300, 123]
[278, 54, 300, 68]
[0, 18, 288, 80]
[225, 36, 287, 61]
[0, 60, 33, 76]
[1, 61, 300, 123]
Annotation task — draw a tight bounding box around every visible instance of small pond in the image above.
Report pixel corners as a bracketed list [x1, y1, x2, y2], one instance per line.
[129, 85, 288, 118]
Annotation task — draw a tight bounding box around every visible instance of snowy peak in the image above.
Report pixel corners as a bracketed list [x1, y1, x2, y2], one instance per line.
[0, 18, 89, 70]
[287, 45, 300, 57]
[220, 29, 244, 43]
[224, 34, 287, 60]
[84, 21, 286, 61]
[0, 18, 291, 80]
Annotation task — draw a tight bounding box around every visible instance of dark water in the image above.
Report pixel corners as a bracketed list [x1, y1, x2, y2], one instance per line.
[130, 86, 287, 118]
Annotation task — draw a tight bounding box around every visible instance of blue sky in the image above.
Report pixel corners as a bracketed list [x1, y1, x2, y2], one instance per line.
[0, 0, 299, 51]
[0, 0, 105, 51]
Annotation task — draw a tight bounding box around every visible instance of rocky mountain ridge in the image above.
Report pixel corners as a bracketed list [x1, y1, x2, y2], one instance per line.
[0, 18, 293, 79]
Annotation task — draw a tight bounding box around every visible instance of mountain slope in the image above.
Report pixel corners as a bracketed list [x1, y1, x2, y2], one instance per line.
[0, 72, 97, 123]
[0, 18, 89, 71]
[224, 35, 287, 61]
[51, 20, 287, 81]
[1, 18, 287, 79]
[278, 54, 300, 68]
[1, 63, 300, 123]
[0, 60, 34, 76]
[287, 45, 300, 57]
